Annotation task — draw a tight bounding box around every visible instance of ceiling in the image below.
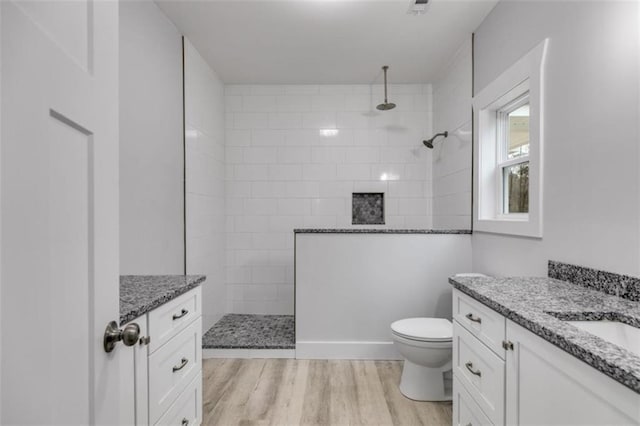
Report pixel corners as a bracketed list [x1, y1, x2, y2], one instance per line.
[157, 0, 498, 84]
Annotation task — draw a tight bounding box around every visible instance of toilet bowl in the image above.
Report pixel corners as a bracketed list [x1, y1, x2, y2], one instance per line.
[391, 317, 452, 401]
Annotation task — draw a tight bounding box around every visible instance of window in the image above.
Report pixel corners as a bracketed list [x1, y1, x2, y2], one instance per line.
[473, 39, 548, 238]
[498, 96, 530, 215]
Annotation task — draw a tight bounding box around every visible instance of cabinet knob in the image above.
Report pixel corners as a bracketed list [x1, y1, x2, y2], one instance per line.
[181, 418, 189, 426]
[103, 321, 141, 353]
[139, 336, 151, 345]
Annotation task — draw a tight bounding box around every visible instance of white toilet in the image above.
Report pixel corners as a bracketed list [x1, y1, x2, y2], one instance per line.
[391, 317, 453, 401]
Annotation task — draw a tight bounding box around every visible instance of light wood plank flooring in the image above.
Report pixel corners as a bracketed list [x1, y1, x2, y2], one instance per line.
[203, 359, 452, 425]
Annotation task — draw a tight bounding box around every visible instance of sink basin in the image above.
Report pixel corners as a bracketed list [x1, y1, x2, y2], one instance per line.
[566, 320, 640, 356]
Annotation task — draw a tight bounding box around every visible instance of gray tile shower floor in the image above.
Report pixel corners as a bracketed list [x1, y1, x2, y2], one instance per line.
[202, 314, 295, 349]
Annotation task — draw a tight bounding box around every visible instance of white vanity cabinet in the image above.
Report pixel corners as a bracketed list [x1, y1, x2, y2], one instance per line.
[123, 286, 203, 426]
[452, 289, 640, 426]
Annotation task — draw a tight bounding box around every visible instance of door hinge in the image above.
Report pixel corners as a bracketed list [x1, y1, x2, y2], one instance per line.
[502, 340, 514, 350]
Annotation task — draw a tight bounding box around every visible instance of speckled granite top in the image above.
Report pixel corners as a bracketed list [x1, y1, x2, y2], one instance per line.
[449, 276, 640, 393]
[120, 275, 206, 324]
[294, 229, 472, 234]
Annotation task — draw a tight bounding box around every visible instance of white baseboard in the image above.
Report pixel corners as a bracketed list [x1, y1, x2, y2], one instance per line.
[295, 341, 402, 360]
[203, 348, 296, 359]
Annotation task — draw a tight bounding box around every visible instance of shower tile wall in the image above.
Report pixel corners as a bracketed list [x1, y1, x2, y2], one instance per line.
[225, 84, 433, 314]
[432, 40, 473, 230]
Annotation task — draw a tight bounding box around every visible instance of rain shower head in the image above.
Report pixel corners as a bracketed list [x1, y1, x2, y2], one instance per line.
[376, 66, 396, 111]
[423, 131, 449, 149]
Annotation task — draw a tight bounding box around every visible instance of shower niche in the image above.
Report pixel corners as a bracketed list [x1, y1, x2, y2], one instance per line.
[352, 192, 385, 225]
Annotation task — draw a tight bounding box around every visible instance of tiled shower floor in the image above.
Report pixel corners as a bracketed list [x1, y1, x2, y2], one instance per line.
[202, 314, 295, 349]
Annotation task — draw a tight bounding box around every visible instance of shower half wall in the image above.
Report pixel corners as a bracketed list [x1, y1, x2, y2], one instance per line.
[295, 230, 472, 359]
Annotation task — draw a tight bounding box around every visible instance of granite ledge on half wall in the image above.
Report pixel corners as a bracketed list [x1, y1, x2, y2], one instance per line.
[449, 275, 640, 394]
[120, 275, 206, 325]
[294, 229, 472, 234]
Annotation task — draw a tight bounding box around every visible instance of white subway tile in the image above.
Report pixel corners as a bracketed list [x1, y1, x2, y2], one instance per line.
[312, 198, 346, 216]
[344, 147, 380, 164]
[311, 95, 346, 112]
[278, 198, 312, 215]
[269, 164, 303, 181]
[251, 129, 285, 146]
[276, 95, 312, 112]
[337, 164, 371, 181]
[251, 181, 286, 198]
[269, 113, 303, 129]
[318, 181, 354, 198]
[284, 85, 319, 95]
[311, 147, 346, 164]
[398, 198, 430, 216]
[225, 96, 243, 112]
[244, 199, 278, 215]
[302, 112, 337, 129]
[234, 113, 269, 129]
[244, 147, 278, 164]
[243, 95, 276, 112]
[251, 266, 286, 284]
[250, 85, 285, 95]
[284, 181, 320, 198]
[277, 146, 311, 164]
[226, 130, 251, 147]
[234, 164, 269, 181]
[303, 164, 337, 181]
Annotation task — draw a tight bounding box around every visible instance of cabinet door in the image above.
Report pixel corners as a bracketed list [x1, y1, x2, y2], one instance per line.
[119, 317, 149, 426]
[505, 319, 640, 425]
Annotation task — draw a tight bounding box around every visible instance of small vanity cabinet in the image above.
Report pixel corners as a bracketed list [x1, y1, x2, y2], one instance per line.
[452, 289, 640, 426]
[122, 286, 203, 426]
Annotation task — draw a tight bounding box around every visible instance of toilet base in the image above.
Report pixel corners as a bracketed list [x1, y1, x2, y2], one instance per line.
[399, 360, 452, 402]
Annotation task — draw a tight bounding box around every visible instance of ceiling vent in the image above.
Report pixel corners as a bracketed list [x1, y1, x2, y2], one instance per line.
[407, 0, 430, 15]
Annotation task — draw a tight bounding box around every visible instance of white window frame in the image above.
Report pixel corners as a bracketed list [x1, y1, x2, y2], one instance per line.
[473, 39, 548, 238]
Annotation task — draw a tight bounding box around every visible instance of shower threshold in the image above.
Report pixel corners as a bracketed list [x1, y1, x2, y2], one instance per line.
[202, 314, 295, 350]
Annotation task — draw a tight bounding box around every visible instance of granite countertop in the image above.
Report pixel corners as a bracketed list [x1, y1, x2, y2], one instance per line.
[449, 276, 640, 393]
[294, 229, 472, 234]
[120, 275, 206, 324]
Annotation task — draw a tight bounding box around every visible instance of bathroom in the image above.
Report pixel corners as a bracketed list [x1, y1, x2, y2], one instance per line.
[0, 0, 639, 424]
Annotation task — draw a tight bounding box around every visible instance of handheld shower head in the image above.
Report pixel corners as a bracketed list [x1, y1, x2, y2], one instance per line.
[423, 131, 449, 149]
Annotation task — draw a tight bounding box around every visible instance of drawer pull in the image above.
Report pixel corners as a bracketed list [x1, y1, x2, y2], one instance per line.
[172, 357, 189, 372]
[181, 418, 189, 426]
[465, 361, 482, 377]
[465, 313, 482, 323]
[172, 309, 189, 320]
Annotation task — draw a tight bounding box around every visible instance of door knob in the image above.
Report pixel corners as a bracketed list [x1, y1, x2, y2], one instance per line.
[103, 321, 141, 353]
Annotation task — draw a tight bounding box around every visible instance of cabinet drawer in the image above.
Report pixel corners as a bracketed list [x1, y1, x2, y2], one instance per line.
[149, 317, 202, 424]
[148, 287, 201, 353]
[155, 371, 202, 426]
[453, 321, 504, 425]
[453, 289, 505, 357]
[453, 376, 493, 426]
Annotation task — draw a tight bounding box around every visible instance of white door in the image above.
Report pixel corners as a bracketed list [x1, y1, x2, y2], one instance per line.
[1, 1, 122, 424]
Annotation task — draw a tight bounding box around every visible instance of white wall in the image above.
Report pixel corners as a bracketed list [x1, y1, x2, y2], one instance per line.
[184, 39, 227, 331]
[224, 84, 433, 314]
[432, 39, 473, 230]
[472, 1, 640, 276]
[119, 0, 184, 274]
[295, 233, 472, 359]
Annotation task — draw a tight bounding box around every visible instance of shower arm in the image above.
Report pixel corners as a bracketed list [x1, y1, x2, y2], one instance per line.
[383, 66, 389, 103]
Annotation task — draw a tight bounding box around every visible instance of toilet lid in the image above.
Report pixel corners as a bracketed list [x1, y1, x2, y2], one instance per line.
[391, 318, 452, 342]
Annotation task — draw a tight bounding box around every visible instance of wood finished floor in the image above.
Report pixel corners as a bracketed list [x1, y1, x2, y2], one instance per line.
[203, 359, 452, 426]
